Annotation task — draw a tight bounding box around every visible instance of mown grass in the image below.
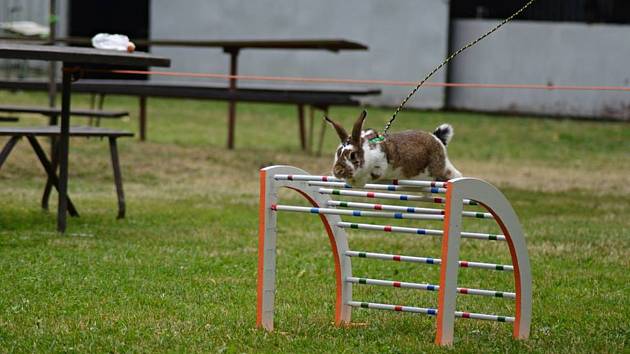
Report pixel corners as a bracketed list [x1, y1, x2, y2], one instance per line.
[0, 91, 628, 353]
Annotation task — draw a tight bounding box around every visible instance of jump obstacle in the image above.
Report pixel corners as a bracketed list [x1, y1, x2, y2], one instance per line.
[257, 165, 532, 346]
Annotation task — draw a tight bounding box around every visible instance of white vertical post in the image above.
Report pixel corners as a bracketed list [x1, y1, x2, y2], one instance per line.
[435, 181, 463, 346]
[257, 166, 353, 331]
[256, 168, 279, 331]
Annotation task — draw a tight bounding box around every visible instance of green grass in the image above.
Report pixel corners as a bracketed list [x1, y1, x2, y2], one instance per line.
[0, 91, 628, 352]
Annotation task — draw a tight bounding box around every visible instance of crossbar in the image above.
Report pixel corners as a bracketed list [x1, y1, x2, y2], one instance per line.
[347, 301, 515, 323]
[345, 251, 513, 272]
[271, 204, 444, 221]
[328, 200, 493, 219]
[307, 181, 447, 194]
[273, 174, 447, 188]
[318, 188, 478, 205]
[347, 277, 515, 299]
[337, 221, 506, 241]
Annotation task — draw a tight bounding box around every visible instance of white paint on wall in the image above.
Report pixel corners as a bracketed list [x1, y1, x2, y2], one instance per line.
[150, 0, 450, 109]
[448, 19, 630, 120]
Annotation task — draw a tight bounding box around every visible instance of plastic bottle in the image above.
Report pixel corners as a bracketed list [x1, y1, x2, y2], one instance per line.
[91, 33, 136, 52]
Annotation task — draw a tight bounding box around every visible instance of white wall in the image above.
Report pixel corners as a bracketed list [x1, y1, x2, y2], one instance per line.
[150, 0, 450, 109]
[448, 19, 630, 120]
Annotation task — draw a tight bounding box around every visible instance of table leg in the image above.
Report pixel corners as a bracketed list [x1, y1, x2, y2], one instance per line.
[297, 104, 306, 150]
[41, 139, 58, 210]
[27, 135, 79, 217]
[316, 106, 329, 156]
[57, 65, 72, 232]
[96, 93, 105, 127]
[108, 138, 126, 219]
[308, 106, 315, 153]
[226, 49, 239, 149]
[139, 96, 147, 141]
[0, 136, 21, 170]
[89, 93, 96, 126]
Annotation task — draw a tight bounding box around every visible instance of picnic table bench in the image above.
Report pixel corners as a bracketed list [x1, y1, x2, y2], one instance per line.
[0, 104, 128, 126]
[0, 78, 380, 153]
[0, 43, 170, 232]
[0, 126, 134, 219]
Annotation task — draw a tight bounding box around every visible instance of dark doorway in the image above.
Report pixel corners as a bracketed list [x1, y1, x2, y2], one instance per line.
[450, 0, 630, 24]
[68, 0, 150, 79]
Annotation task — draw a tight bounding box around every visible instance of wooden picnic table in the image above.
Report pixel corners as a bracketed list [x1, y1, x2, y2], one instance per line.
[1, 38, 370, 149]
[44, 37, 368, 149]
[0, 43, 170, 232]
[152, 39, 369, 149]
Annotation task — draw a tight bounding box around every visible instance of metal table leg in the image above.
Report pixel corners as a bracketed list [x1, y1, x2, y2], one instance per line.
[226, 49, 239, 149]
[41, 139, 58, 210]
[57, 64, 72, 232]
[297, 104, 306, 150]
[139, 96, 147, 141]
[0, 136, 21, 170]
[109, 137, 126, 219]
[27, 136, 79, 217]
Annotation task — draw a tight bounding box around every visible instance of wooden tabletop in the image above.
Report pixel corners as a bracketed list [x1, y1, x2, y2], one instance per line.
[0, 126, 134, 138]
[0, 43, 171, 67]
[1, 37, 368, 52]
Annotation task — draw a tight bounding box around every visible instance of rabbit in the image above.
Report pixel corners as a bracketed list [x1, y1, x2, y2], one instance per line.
[325, 110, 462, 187]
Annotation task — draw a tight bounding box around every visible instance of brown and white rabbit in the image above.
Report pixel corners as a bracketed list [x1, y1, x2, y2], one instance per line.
[326, 110, 462, 186]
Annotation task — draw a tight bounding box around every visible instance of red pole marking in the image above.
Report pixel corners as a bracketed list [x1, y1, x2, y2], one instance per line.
[462, 312, 471, 319]
[394, 305, 403, 311]
[367, 192, 375, 198]
[384, 226, 393, 232]
[322, 176, 328, 182]
[85, 68, 630, 92]
[270, 204, 277, 211]
[434, 198, 444, 203]
[460, 288, 469, 294]
[374, 204, 383, 210]
[460, 261, 469, 268]
[393, 282, 401, 288]
[392, 179, 399, 185]
[393, 255, 401, 261]
[287, 175, 293, 181]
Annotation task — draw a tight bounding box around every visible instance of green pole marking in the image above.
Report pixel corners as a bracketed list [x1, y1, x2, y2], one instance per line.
[350, 224, 359, 229]
[340, 202, 348, 207]
[496, 265, 504, 271]
[359, 278, 367, 284]
[360, 302, 369, 308]
[358, 252, 366, 258]
[476, 212, 485, 219]
[332, 189, 340, 195]
[498, 316, 506, 322]
[489, 235, 497, 241]
[495, 292, 504, 298]
[49, 15, 59, 24]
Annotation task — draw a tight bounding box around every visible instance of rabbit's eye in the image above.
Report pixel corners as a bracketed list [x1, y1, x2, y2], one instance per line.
[349, 152, 357, 161]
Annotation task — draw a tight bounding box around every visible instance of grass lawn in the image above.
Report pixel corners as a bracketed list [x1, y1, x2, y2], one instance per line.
[0, 91, 628, 352]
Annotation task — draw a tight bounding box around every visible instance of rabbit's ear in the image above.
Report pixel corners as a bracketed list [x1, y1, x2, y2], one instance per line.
[351, 110, 367, 145]
[325, 116, 349, 143]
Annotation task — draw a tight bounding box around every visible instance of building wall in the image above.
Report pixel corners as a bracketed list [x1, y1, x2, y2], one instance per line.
[150, 0, 450, 109]
[448, 19, 630, 120]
